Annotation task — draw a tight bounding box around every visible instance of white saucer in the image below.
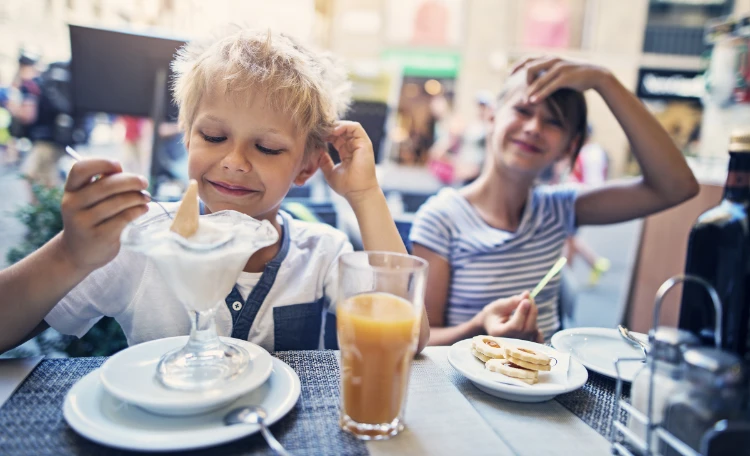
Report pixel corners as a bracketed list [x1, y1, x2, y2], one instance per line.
[551, 327, 648, 383]
[448, 338, 588, 403]
[99, 336, 273, 416]
[64, 358, 300, 452]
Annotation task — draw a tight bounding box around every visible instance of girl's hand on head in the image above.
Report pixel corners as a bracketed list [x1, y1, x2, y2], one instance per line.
[511, 56, 610, 104]
[319, 121, 380, 203]
[59, 159, 150, 271]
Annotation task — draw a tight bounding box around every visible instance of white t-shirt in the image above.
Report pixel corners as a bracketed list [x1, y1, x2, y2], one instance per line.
[235, 273, 262, 301]
[44, 205, 353, 352]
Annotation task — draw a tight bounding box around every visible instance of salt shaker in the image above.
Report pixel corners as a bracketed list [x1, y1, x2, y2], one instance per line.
[628, 327, 699, 449]
[662, 347, 745, 456]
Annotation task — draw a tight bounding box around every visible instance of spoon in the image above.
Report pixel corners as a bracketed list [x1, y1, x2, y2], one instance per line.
[618, 325, 649, 358]
[64, 146, 173, 219]
[530, 257, 568, 299]
[224, 406, 291, 456]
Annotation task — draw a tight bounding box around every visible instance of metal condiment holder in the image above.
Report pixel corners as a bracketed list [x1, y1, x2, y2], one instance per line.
[609, 274, 723, 456]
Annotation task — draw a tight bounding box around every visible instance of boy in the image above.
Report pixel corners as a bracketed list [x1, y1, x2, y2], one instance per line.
[0, 29, 429, 354]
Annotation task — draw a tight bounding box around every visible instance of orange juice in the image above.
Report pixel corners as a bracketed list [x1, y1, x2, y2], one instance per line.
[337, 292, 419, 425]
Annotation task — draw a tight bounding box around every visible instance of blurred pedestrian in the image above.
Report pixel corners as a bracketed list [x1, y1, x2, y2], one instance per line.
[120, 115, 147, 175]
[566, 126, 611, 286]
[7, 50, 65, 194]
[454, 91, 494, 185]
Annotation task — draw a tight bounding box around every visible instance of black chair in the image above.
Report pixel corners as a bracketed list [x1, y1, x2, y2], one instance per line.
[282, 198, 337, 228]
[324, 313, 338, 350]
[400, 192, 434, 214]
[394, 216, 414, 254]
[285, 185, 312, 199]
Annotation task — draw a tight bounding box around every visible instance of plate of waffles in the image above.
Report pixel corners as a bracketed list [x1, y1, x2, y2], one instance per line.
[448, 335, 588, 403]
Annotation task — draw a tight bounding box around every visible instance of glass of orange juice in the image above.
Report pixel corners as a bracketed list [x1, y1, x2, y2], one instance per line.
[337, 251, 427, 440]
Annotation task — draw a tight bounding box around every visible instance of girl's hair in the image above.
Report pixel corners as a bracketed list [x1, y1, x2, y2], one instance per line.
[497, 70, 588, 163]
[172, 28, 352, 155]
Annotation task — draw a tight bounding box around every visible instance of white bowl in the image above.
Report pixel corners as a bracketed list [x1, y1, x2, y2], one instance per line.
[64, 358, 300, 452]
[99, 336, 273, 416]
[448, 337, 588, 403]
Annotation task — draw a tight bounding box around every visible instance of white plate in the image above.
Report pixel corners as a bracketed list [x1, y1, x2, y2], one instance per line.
[64, 357, 300, 452]
[99, 336, 273, 416]
[448, 338, 588, 403]
[551, 327, 648, 383]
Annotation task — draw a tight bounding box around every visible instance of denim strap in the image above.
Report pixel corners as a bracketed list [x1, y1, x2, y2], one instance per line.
[227, 212, 291, 340]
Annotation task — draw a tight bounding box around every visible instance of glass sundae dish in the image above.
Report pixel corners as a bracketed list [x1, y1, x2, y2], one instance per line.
[120, 181, 278, 391]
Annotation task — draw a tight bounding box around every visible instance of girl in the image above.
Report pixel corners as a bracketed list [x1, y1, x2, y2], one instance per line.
[410, 57, 698, 345]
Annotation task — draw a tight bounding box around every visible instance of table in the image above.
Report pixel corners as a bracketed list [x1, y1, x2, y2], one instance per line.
[0, 347, 624, 455]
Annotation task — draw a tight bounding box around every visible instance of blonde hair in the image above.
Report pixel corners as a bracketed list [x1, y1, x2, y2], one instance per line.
[172, 28, 351, 154]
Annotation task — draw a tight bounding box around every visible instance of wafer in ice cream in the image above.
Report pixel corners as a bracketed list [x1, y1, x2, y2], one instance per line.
[170, 180, 200, 238]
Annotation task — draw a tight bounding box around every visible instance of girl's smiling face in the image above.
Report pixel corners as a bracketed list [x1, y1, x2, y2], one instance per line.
[489, 89, 577, 176]
[186, 88, 318, 221]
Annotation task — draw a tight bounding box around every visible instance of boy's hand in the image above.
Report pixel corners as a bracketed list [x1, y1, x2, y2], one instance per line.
[319, 121, 379, 203]
[59, 159, 149, 271]
[510, 56, 610, 104]
[479, 291, 543, 343]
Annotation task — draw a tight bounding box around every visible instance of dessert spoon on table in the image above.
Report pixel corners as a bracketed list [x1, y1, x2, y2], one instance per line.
[225, 406, 291, 456]
[64, 146, 173, 219]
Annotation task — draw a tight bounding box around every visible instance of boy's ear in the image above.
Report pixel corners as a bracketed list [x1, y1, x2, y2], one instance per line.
[293, 149, 322, 186]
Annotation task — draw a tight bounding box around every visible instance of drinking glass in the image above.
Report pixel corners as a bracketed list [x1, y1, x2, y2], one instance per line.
[337, 251, 427, 440]
[120, 210, 278, 390]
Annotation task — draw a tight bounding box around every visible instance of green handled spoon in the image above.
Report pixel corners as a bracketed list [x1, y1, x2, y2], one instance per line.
[530, 257, 568, 299]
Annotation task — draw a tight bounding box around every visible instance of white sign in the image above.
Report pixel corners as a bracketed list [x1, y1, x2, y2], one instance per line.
[641, 73, 705, 99]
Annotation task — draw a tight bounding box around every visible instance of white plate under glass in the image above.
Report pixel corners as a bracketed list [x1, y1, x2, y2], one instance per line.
[63, 357, 300, 452]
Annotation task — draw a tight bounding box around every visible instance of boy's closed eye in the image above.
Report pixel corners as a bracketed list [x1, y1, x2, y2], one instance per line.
[256, 144, 284, 155]
[199, 132, 284, 155]
[201, 132, 227, 144]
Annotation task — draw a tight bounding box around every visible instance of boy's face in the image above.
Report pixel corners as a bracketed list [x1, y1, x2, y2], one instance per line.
[186, 88, 318, 220]
[489, 89, 575, 176]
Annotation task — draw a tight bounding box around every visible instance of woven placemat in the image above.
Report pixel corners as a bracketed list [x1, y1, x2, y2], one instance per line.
[556, 370, 630, 439]
[0, 352, 368, 456]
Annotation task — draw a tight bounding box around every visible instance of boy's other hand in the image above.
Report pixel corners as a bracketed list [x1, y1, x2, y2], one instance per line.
[59, 159, 149, 271]
[480, 291, 543, 342]
[319, 121, 379, 203]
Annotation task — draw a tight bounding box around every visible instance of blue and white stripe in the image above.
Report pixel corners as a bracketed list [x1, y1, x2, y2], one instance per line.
[410, 186, 578, 338]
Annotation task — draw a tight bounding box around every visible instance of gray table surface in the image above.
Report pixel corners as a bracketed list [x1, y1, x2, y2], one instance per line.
[0, 347, 624, 455]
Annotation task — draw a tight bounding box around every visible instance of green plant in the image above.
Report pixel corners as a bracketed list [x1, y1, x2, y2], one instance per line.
[6, 182, 127, 357]
[6, 184, 64, 264]
[64, 316, 129, 357]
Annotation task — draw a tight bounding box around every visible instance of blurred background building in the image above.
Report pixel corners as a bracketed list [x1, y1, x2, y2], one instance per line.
[2, 0, 750, 356]
[2, 0, 748, 175]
